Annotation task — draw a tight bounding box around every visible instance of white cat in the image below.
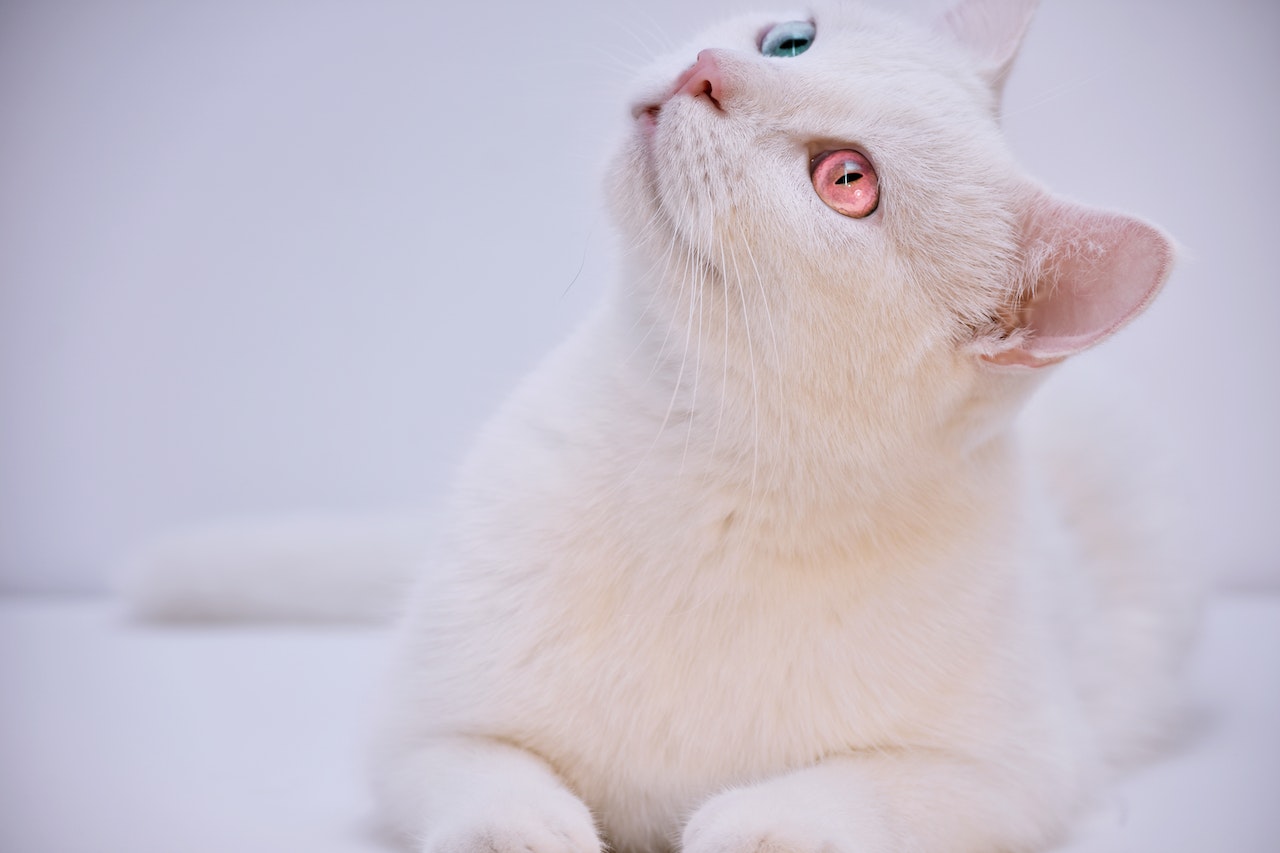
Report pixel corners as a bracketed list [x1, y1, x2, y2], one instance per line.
[363, 1, 1201, 850]
[125, 1, 1198, 851]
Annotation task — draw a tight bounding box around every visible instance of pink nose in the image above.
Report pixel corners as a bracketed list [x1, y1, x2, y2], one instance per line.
[672, 49, 725, 108]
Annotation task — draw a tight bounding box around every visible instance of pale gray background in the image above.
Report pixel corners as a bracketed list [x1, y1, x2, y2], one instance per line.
[2, 0, 1277, 594]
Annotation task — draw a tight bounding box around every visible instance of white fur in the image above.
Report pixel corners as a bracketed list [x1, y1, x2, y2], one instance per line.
[367, 3, 1196, 852]
[122, 2, 1198, 850]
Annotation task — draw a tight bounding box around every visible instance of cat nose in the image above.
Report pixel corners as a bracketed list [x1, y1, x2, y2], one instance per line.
[673, 49, 725, 110]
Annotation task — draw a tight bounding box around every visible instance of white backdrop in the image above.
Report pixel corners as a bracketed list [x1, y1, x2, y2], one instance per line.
[1, 0, 1276, 594]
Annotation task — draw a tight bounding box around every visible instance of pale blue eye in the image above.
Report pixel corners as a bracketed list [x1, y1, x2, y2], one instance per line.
[760, 21, 815, 58]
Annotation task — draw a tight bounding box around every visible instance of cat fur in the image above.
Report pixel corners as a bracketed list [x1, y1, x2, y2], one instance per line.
[366, 2, 1196, 852]
[122, 1, 1199, 851]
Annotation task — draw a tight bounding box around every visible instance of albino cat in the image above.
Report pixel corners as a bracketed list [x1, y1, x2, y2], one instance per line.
[126, 1, 1198, 851]
[362, 2, 1196, 851]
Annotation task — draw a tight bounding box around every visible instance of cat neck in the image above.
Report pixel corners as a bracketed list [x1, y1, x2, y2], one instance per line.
[586, 275, 1029, 540]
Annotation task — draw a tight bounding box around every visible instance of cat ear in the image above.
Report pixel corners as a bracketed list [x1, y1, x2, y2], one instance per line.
[981, 193, 1174, 368]
[937, 0, 1039, 93]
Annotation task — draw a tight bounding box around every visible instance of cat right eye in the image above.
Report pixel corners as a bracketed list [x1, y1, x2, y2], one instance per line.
[811, 150, 879, 218]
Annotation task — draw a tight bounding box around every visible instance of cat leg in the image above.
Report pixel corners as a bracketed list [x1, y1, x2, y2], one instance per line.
[373, 735, 603, 853]
[682, 751, 1080, 853]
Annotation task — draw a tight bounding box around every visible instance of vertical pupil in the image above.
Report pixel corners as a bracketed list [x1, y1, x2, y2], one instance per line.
[762, 23, 814, 58]
[836, 168, 862, 185]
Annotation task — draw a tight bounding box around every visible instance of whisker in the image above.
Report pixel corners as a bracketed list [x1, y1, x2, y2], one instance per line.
[741, 236, 782, 517]
[628, 8, 677, 56]
[724, 234, 761, 514]
[588, 42, 652, 75]
[712, 236, 731, 459]
[635, 179, 700, 482]
[640, 200, 688, 381]
[618, 217, 666, 363]
[561, 223, 597, 298]
[1001, 72, 1101, 121]
[681, 243, 706, 475]
[741, 237, 781, 369]
[666, 230, 701, 451]
[620, 230, 672, 367]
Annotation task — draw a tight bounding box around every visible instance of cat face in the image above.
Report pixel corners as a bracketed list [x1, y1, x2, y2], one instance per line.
[607, 0, 1170, 410]
[611, 4, 1023, 377]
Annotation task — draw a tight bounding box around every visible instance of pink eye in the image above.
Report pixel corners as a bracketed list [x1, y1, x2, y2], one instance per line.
[811, 149, 879, 218]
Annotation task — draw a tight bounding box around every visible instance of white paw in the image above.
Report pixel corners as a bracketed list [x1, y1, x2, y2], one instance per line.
[683, 785, 890, 853]
[420, 789, 602, 853]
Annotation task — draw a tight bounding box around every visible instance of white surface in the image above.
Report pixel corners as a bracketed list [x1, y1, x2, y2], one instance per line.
[0, 599, 389, 853]
[1, 593, 1278, 852]
[1, 0, 1277, 595]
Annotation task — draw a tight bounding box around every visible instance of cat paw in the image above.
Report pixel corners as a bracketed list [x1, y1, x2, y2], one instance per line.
[683, 786, 890, 853]
[419, 791, 602, 853]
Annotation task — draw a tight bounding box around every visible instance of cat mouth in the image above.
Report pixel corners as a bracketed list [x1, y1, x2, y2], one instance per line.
[631, 50, 728, 142]
[633, 53, 725, 136]
[632, 103, 662, 136]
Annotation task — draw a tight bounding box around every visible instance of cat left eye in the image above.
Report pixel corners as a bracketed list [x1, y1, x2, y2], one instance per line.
[811, 150, 879, 218]
[760, 21, 815, 57]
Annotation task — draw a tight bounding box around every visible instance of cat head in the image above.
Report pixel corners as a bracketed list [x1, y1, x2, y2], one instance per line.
[607, 0, 1171, 425]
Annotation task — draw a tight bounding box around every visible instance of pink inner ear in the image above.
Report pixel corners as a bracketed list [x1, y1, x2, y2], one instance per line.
[987, 197, 1174, 368]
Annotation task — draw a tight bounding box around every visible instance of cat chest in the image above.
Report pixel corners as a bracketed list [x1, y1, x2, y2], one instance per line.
[485, 559, 995, 823]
